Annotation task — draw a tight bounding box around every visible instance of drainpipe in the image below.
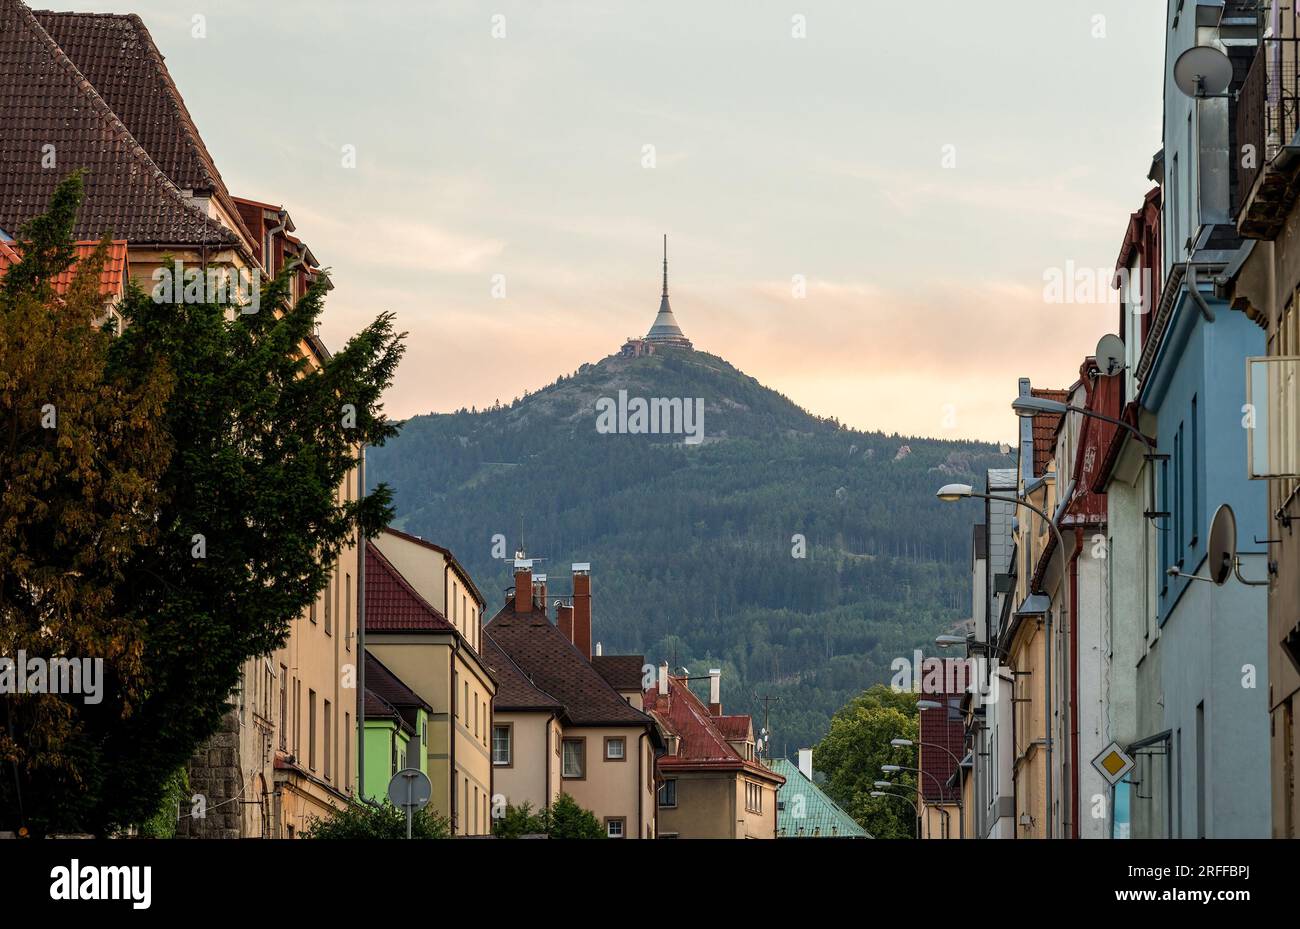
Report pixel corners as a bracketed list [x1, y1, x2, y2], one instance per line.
[1186, 262, 1216, 322]
[1070, 527, 1082, 839]
[356, 444, 366, 803]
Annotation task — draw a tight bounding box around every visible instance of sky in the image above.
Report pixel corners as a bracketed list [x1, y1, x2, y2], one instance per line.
[43, 0, 1167, 443]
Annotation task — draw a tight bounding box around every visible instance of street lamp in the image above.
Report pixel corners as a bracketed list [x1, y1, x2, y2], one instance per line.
[935, 482, 1065, 839]
[882, 764, 958, 839]
[870, 790, 922, 839]
[891, 736, 966, 838]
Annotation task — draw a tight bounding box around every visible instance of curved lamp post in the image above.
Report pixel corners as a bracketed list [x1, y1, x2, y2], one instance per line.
[936, 482, 1065, 839]
[870, 790, 922, 839]
[882, 763, 957, 839]
[891, 736, 965, 839]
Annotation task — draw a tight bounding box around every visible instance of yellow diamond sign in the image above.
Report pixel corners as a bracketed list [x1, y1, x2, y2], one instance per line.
[1091, 741, 1135, 786]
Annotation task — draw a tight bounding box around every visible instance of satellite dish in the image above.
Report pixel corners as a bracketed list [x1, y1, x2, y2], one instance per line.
[1207, 504, 1237, 586]
[1095, 334, 1125, 377]
[1173, 46, 1233, 97]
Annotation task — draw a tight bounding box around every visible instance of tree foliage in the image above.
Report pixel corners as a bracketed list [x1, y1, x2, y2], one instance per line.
[0, 173, 173, 836]
[0, 176, 407, 835]
[492, 795, 605, 839]
[814, 684, 920, 839]
[302, 800, 450, 839]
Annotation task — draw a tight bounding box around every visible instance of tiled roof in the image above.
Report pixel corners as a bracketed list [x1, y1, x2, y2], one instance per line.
[485, 604, 651, 727]
[0, 0, 239, 248]
[482, 630, 563, 713]
[591, 654, 645, 692]
[712, 715, 752, 742]
[0, 238, 127, 297]
[365, 541, 455, 634]
[766, 758, 869, 838]
[919, 696, 965, 802]
[364, 651, 431, 713]
[33, 9, 254, 248]
[1030, 388, 1068, 477]
[645, 675, 779, 780]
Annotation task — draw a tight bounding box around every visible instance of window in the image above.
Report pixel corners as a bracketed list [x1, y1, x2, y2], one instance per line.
[309, 596, 318, 625]
[474, 696, 479, 738]
[278, 665, 287, 750]
[344, 712, 351, 792]
[1190, 395, 1199, 545]
[604, 736, 626, 761]
[293, 679, 301, 756]
[562, 738, 585, 779]
[308, 689, 317, 771]
[658, 779, 677, 808]
[324, 699, 332, 781]
[493, 724, 512, 766]
[745, 781, 762, 814]
[324, 575, 332, 634]
[345, 573, 352, 650]
[462, 681, 468, 722]
[605, 817, 625, 839]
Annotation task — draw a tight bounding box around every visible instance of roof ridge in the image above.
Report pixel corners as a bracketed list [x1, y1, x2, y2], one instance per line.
[32, 10, 257, 249]
[1, 0, 239, 248]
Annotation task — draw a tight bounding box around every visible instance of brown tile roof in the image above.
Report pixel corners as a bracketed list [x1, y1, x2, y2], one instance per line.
[645, 675, 780, 782]
[482, 631, 563, 712]
[33, 9, 255, 249]
[364, 651, 432, 713]
[591, 654, 645, 692]
[485, 604, 652, 727]
[919, 696, 965, 802]
[364, 541, 456, 634]
[0, 238, 127, 297]
[1031, 388, 1068, 477]
[0, 0, 239, 248]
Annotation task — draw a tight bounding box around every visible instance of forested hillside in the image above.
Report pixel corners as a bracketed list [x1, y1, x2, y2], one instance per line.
[368, 349, 1011, 752]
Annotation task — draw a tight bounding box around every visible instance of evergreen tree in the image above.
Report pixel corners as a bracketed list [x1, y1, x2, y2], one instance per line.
[0, 174, 173, 835]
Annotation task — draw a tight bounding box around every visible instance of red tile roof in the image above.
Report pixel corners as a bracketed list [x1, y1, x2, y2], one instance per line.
[364, 541, 455, 634]
[485, 604, 652, 727]
[645, 675, 781, 782]
[0, 238, 127, 297]
[712, 715, 752, 742]
[0, 0, 239, 248]
[1031, 388, 1069, 477]
[33, 9, 255, 249]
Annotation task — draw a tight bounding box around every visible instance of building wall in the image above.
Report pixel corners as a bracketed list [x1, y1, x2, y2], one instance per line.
[560, 725, 656, 839]
[452, 649, 495, 836]
[491, 711, 555, 813]
[656, 771, 733, 838]
[1075, 548, 1110, 838]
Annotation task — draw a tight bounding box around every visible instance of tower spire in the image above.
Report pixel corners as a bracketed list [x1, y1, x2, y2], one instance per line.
[662, 233, 669, 298]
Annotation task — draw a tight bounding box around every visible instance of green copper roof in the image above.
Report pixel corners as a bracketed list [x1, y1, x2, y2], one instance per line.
[766, 758, 871, 838]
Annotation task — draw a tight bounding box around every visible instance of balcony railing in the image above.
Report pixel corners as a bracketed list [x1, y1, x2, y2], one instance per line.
[1239, 38, 1300, 238]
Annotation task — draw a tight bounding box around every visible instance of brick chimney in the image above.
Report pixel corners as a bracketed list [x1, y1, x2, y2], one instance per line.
[513, 558, 532, 614]
[708, 668, 722, 715]
[572, 563, 592, 659]
[798, 748, 814, 781]
[557, 603, 574, 642]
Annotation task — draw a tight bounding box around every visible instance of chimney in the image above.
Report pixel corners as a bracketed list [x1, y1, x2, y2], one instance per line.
[557, 603, 574, 642]
[658, 662, 669, 698]
[513, 558, 532, 614]
[797, 748, 813, 781]
[533, 574, 547, 617]
[572, 563, 592, 659]
[708, 668, 722, 715]
[595, 642, 602, 656]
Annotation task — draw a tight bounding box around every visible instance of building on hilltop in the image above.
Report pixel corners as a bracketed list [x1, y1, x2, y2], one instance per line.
[622, 235, 693, 357]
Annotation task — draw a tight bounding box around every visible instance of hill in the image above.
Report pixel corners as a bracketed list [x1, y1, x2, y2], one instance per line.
[367, 348, 1012, 753]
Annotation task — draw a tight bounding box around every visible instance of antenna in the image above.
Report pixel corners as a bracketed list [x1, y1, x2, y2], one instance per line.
[1172, 46, 1233, 98]
[1095, 334, 1125, 377]
[662, 234, 669, 298]
[1208, 503, 1237, 585]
